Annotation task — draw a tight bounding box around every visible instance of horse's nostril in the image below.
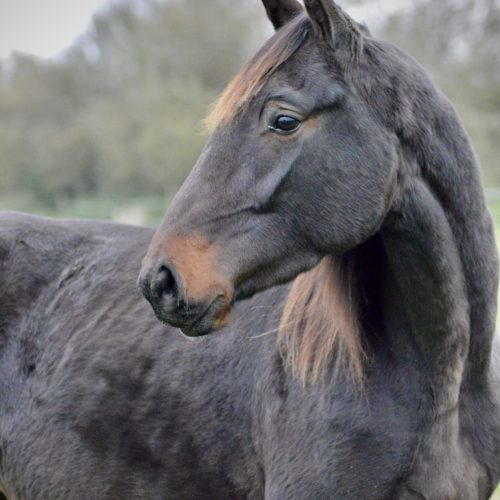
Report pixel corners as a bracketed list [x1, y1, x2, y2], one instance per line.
[151, 264, 179, 305]
[139, 261, 185, 313]
[158, 266, 177, 297]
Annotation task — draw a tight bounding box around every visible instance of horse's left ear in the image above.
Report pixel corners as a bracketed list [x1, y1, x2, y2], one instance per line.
[304, 0, 363, 59]
[262, 0, 303, 30]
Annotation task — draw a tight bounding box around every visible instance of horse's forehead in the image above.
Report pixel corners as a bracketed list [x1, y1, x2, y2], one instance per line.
[267, 43, 342, 96]
[256, 63, 342, 113]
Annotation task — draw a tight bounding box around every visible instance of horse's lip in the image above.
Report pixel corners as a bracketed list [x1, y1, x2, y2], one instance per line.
[151, 293, 214, 330]
[157, 295, 225, 337]
[179, 295, 228, 337]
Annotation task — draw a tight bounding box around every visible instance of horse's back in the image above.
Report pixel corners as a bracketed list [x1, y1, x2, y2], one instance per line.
[0, 211, 154, 331]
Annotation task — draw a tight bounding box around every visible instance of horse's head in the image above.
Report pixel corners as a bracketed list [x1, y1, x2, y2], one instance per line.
[139, 0, 399, 341]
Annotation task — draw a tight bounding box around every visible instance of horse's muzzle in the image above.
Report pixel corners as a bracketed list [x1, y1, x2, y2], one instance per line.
[139, 234, 233, 336]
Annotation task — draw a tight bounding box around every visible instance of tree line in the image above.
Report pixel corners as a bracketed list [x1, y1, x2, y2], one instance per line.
[0, 0, 498, 212]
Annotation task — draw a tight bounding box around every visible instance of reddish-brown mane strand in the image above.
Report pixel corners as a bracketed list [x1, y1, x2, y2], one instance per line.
[205, 15, 309, 132]
[278, 255, 365, 385]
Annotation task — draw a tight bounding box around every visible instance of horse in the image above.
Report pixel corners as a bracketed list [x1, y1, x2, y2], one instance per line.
[138, 0, 500, 497]
[0, 1, 498, 499]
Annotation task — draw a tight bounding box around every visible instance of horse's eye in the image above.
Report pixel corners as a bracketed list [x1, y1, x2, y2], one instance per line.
[269, 115, 301, 134]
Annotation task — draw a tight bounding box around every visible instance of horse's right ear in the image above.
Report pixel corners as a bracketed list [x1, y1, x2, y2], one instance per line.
[304, 0, 363, 61]
[262, 0, 303, 30]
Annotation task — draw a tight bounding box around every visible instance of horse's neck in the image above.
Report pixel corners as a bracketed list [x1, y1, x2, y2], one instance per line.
[370, 92, 499, 397]
[372, 179, 470, 410]
[361, 119, 499, 495]
[364, 178, 495, 500]
[419, 118, 499, 396]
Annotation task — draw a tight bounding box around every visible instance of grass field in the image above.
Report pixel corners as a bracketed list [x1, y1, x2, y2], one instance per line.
[0, 193, 169, 227]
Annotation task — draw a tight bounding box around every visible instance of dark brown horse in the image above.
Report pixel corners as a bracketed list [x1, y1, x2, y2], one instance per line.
[0, 0, 499, 498]
[139, 0, 500, 497]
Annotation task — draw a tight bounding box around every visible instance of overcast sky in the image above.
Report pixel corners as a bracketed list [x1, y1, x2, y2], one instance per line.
[0, 0, 108, 59]
[0, 0, 407, 61]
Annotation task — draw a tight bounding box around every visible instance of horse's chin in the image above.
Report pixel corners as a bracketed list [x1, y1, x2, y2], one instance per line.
[179, 307, 218, 337]
[180, 324, 213, 338]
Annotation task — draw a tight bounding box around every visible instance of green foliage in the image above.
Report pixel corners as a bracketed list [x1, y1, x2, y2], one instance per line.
[0, 0, 266, 207]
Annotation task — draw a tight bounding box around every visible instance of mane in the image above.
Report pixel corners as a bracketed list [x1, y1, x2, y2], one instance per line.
[205, 14, 310, 131]
[278, 255, 366, 385]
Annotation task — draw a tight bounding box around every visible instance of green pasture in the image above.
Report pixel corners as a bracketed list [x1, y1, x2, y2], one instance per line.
[0, 194, 168, 227]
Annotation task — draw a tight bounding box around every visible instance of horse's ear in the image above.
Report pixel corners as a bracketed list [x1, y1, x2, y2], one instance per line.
[262, 0, 303, 30]
[304, 0, 362, 58]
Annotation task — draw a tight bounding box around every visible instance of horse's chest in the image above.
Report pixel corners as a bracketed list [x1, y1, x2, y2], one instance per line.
[259, 386, 489, 499]
[398, 411, 489, 500]
[259, 388, 417, 498]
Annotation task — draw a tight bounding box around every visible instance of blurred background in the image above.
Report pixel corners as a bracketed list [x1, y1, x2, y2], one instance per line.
[1, 1, 499, 496]
[0, 0, 499, 228]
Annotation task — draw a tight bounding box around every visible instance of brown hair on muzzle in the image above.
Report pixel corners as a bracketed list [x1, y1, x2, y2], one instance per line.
[139, 233, 234, 336]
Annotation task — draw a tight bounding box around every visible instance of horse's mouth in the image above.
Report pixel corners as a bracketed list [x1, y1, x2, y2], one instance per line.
[154, 294, 231, 338]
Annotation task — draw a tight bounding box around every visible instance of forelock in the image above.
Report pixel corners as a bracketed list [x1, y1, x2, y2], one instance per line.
[205, 14, 310, 132]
